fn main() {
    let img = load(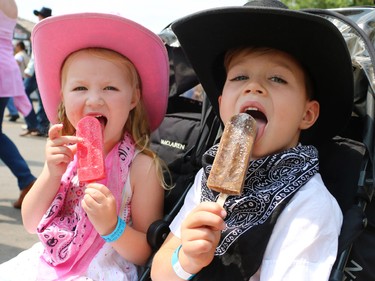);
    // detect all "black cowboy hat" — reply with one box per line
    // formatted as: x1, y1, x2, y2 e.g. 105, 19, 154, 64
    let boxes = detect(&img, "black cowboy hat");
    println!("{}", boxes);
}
171, 3, 354, 145
33, 7, 52, 18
